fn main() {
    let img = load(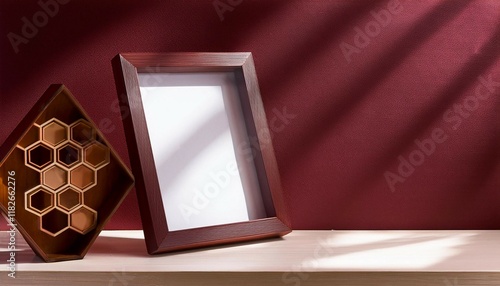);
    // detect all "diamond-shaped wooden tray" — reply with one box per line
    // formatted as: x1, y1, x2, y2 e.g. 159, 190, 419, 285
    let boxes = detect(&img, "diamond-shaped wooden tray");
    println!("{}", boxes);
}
0, 85, 134, 262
